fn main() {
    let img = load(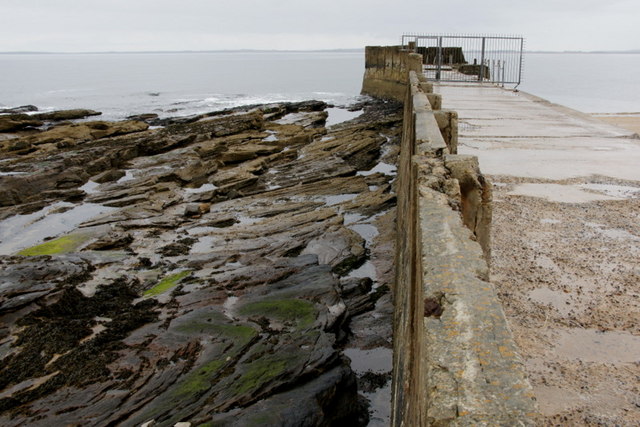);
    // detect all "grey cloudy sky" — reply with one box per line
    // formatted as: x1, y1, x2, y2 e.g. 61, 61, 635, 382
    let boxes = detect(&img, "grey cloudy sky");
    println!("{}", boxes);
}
0, 0, 638, 52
